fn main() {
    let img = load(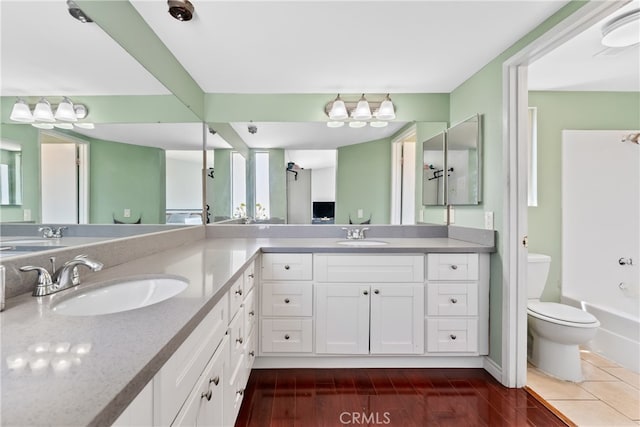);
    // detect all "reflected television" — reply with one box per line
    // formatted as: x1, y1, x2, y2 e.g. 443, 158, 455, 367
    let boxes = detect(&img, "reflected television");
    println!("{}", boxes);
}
312, 201, 335, 219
